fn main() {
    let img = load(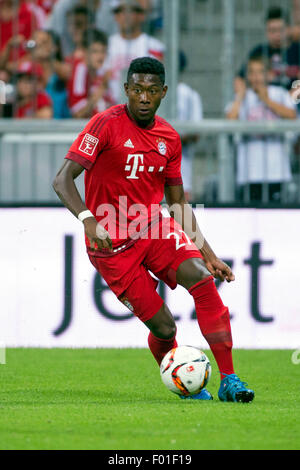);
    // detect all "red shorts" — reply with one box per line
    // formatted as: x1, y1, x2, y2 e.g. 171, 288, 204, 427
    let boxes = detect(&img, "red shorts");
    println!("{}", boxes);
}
88, 216, 203, 322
